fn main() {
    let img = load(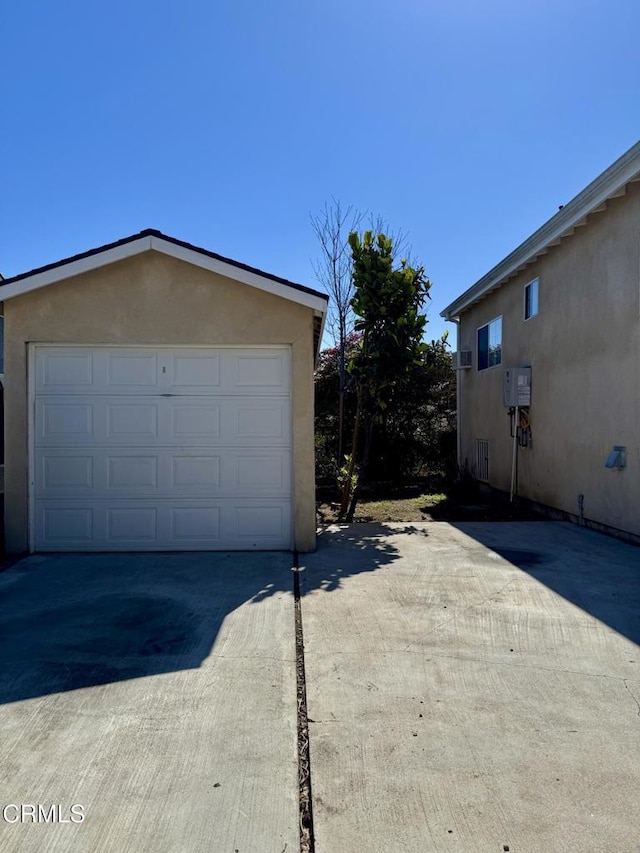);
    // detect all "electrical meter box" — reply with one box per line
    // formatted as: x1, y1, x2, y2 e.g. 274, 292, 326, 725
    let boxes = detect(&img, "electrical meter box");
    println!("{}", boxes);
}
503, 367, 532, 407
